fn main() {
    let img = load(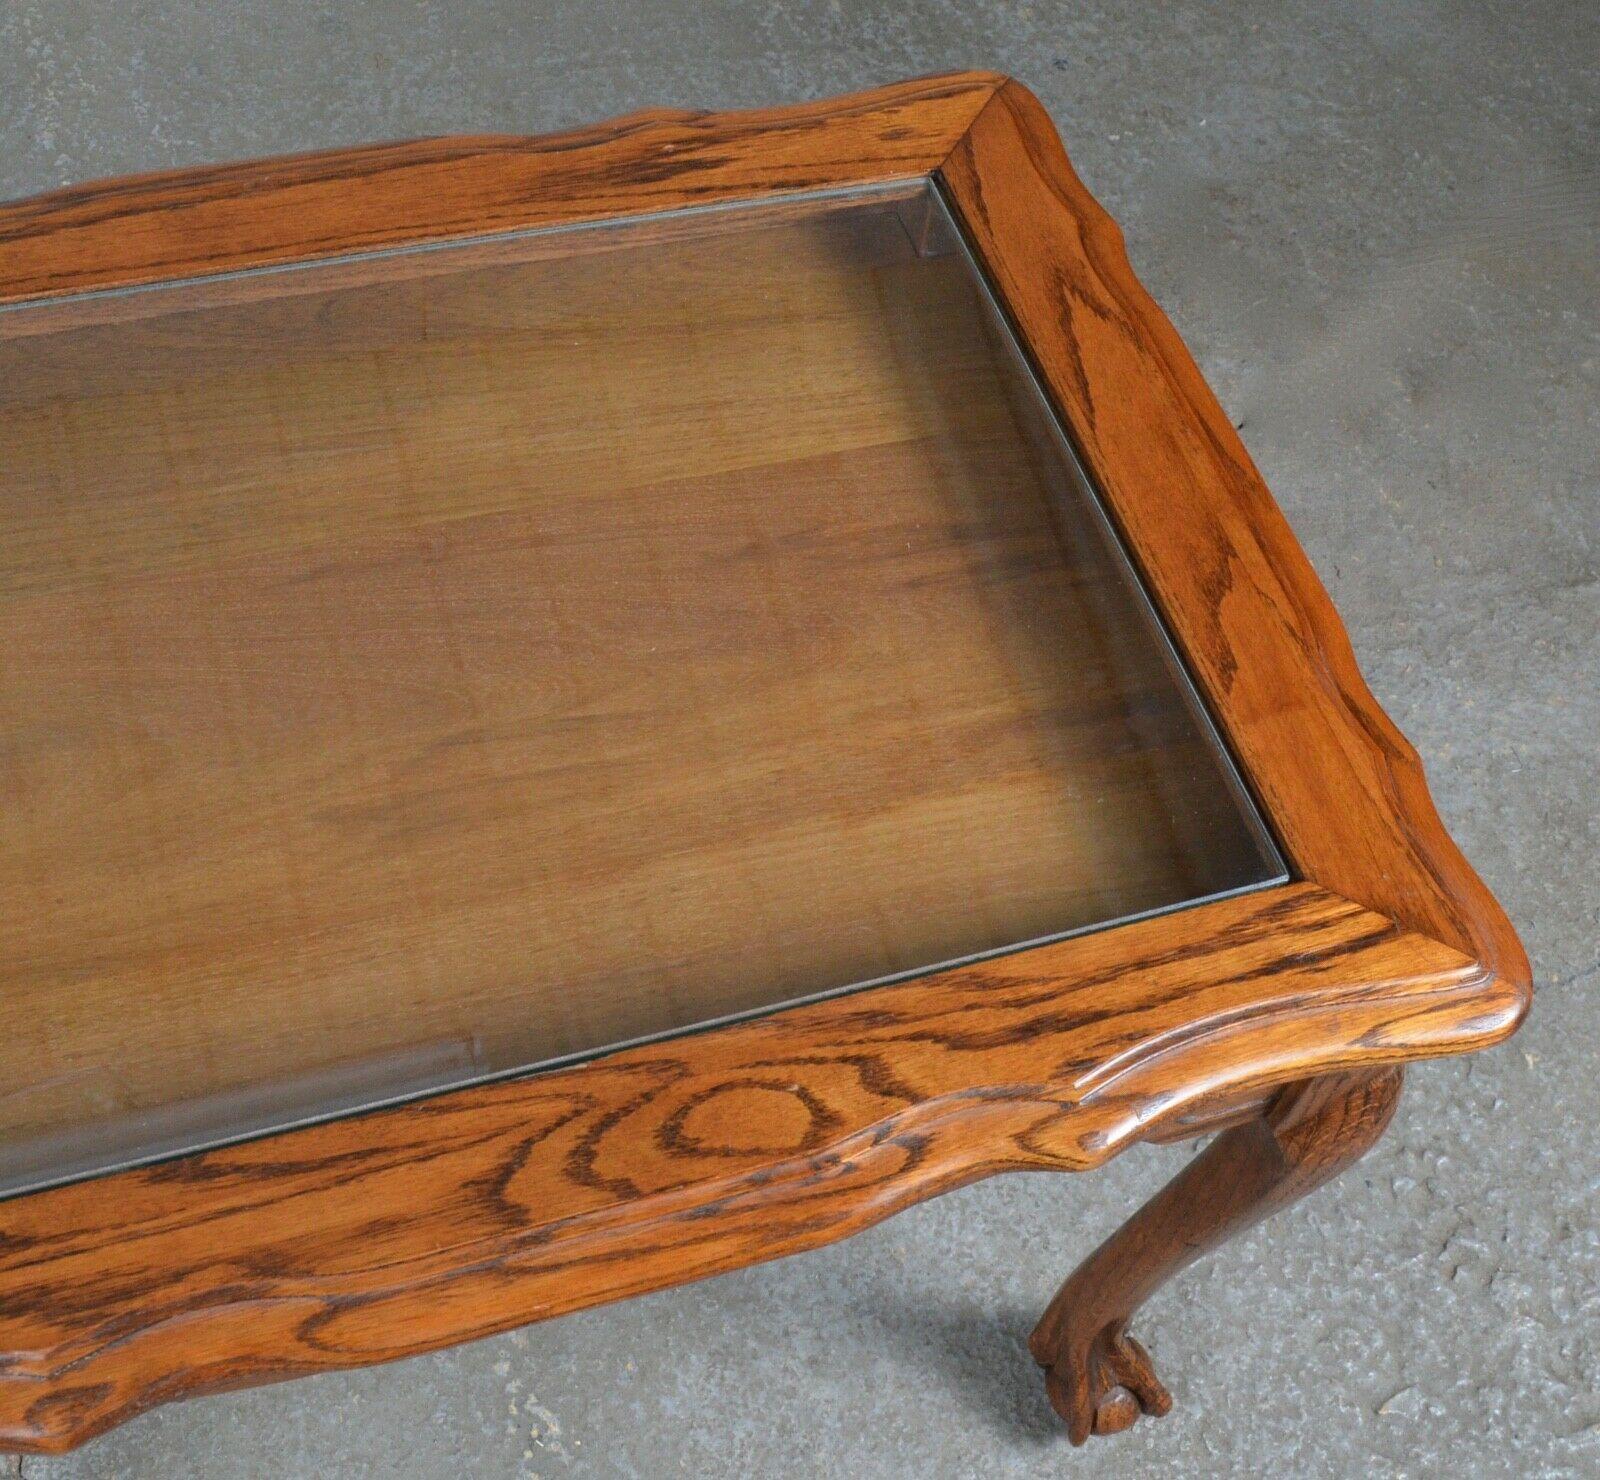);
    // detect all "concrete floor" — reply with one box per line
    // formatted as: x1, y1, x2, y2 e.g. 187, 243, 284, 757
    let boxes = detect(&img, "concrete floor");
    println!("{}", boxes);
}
3, 2, 1596, 1476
